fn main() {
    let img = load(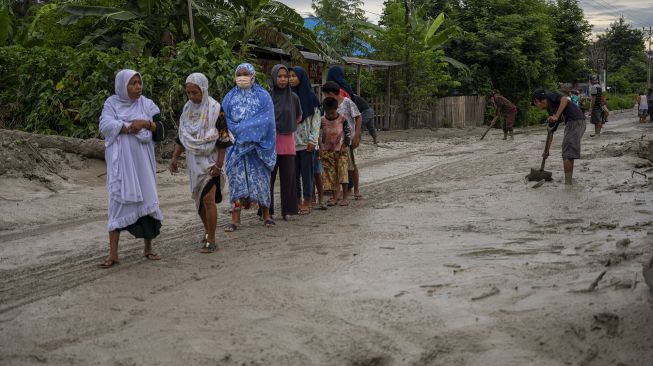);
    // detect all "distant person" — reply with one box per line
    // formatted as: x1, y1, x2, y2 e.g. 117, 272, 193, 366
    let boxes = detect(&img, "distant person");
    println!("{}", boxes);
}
321, 81, 363, 202
327, 65, 355, 99
98, 69, 163, 268
289, 66, 321, 214
266, 64, 302, 221
637, 91, 649, 123
570, 90, 581, 108
319, 97, 352, 206
532, 88, 586, 185
590, 75, 603, 136
222, 63, 277, 229
169, 73, 232, 253
648, 88, 653, 122
488, 91, 517, 141
353, 94, 378, 145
